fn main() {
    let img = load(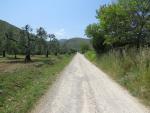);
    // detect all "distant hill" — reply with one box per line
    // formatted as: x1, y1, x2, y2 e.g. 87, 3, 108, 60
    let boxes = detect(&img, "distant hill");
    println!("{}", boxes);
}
0, 20, 20, 37
0, 20, 22, 52
59, 39, 68, 45
59, 37, 91, 51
